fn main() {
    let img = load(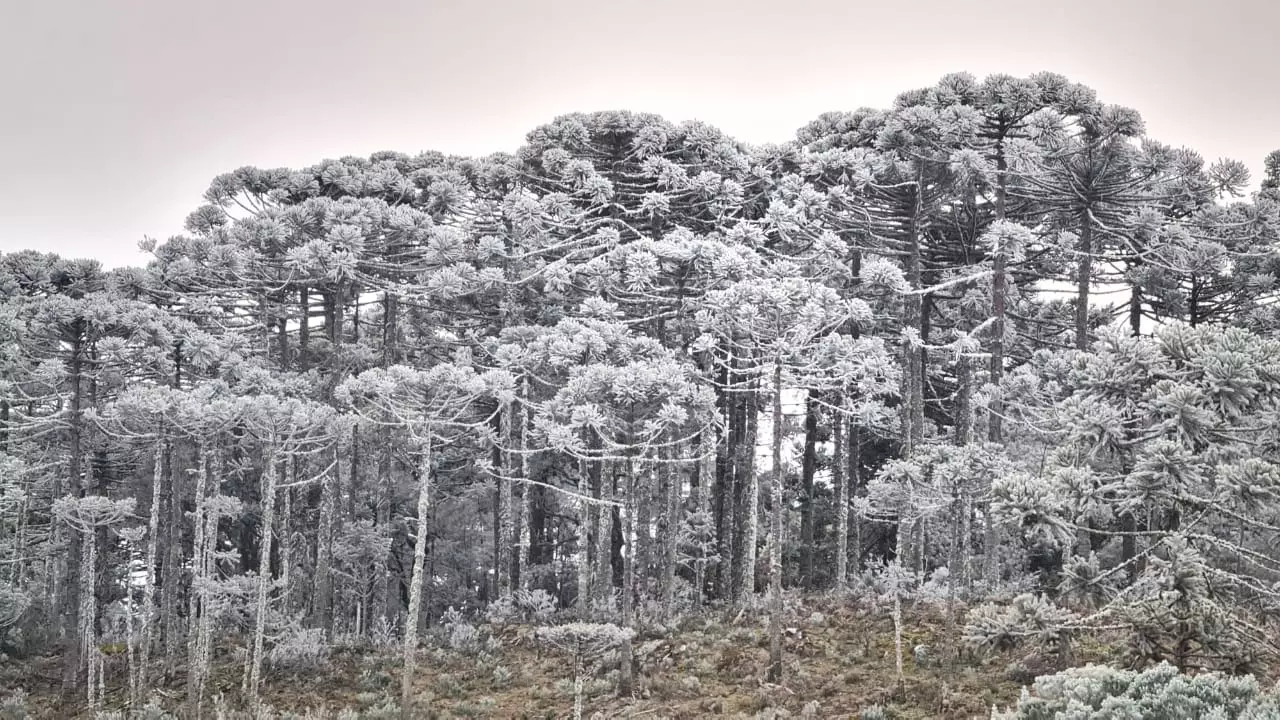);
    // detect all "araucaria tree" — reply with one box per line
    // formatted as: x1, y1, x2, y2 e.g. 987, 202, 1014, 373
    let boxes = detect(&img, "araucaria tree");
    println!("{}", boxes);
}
2, 71, 1279, 718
